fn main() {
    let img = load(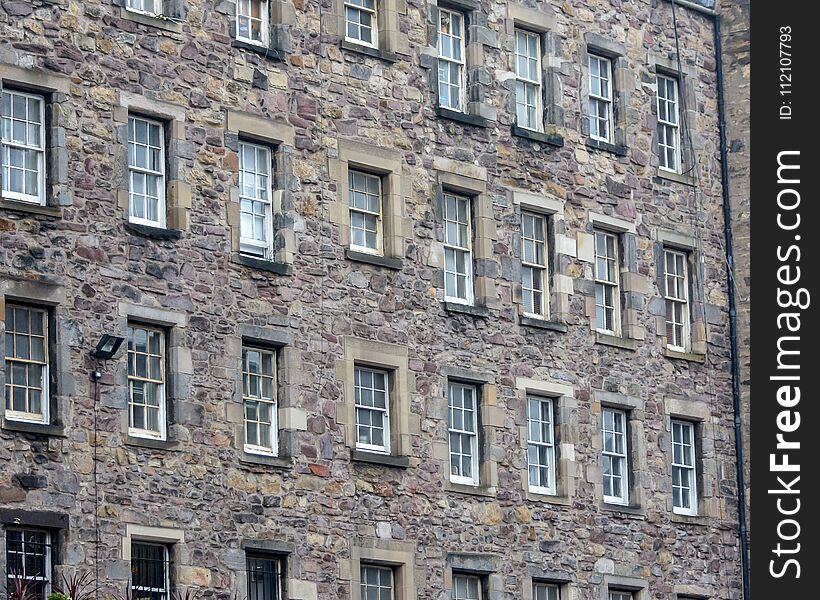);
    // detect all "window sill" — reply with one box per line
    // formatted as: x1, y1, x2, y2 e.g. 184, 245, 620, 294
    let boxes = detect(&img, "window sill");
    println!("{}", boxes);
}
346, 249, 403, 270
435, 107, 489, 128
232, 39, 286, 61
124, 222, 182, 240
351, 450, 410, 468
511, 125, 564, 147
239, 452, 293, 469
0, 198, 62, 217
445, 480, 496, 498
525, 490, 572, 506
595, 332, 637, 350
664, 348, 706, 363
655, 168, 696, 187
585, 138, 628, 157
670, 511, 710, 527
443, 302, 490, 318
1, 419, 65, 437
599, 502, 646, 517
234, 253, 292, 275
340, 40, 398, 63
125, 435, 179, 451
520, 316, 568, 332
121, 8, 182, 32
